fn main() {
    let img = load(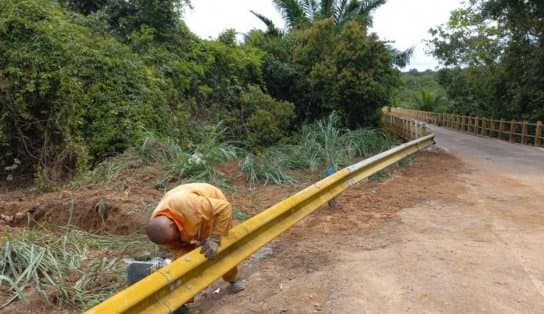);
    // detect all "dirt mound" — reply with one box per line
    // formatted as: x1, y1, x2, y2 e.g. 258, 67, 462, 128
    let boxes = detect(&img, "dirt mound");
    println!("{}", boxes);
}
0, 183, 162, 234
0, 162, 168, 234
